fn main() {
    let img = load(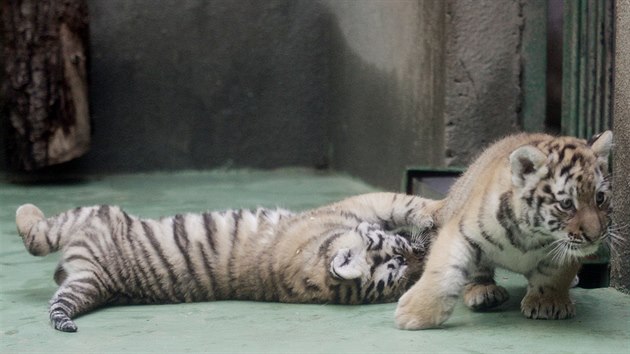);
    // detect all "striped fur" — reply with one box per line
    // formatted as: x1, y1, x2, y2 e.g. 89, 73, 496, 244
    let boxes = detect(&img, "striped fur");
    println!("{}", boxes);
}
395, 131, 614, 330
16, 192, 441, 332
